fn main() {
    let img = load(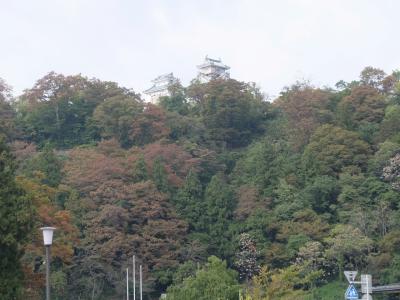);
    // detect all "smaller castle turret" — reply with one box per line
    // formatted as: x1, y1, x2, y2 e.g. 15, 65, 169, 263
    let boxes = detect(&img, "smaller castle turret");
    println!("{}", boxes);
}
143, 73, 178, 103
